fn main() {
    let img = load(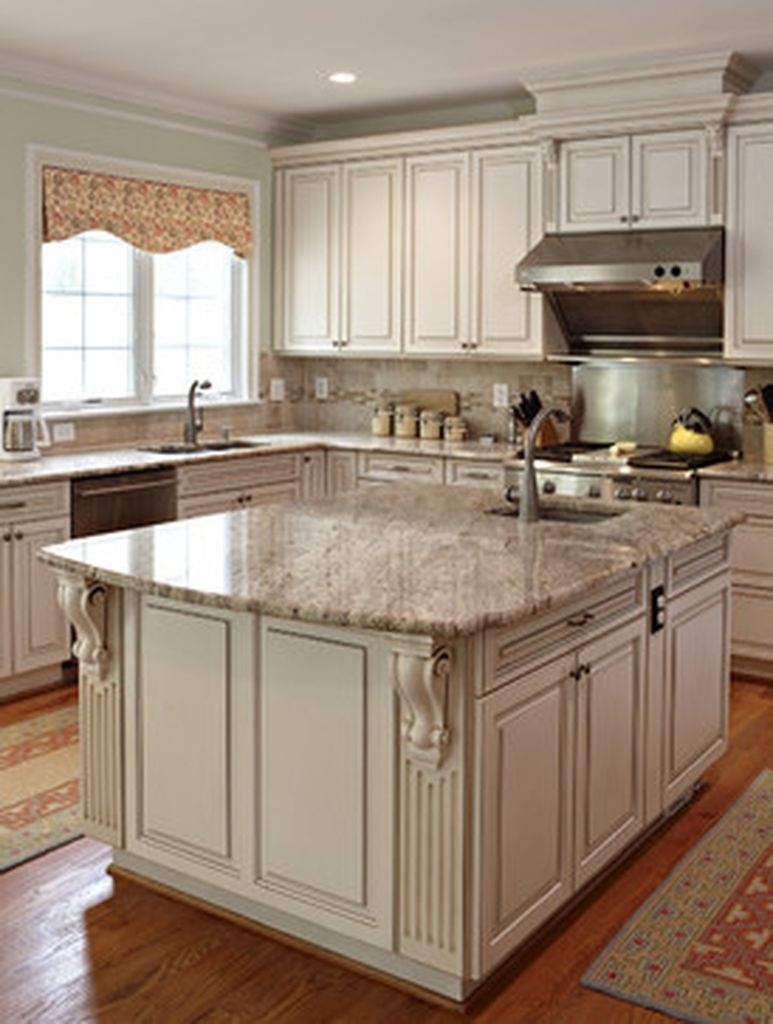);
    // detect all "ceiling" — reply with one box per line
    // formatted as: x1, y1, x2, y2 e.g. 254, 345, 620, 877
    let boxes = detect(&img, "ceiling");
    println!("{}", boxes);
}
1, 0, 773, 133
